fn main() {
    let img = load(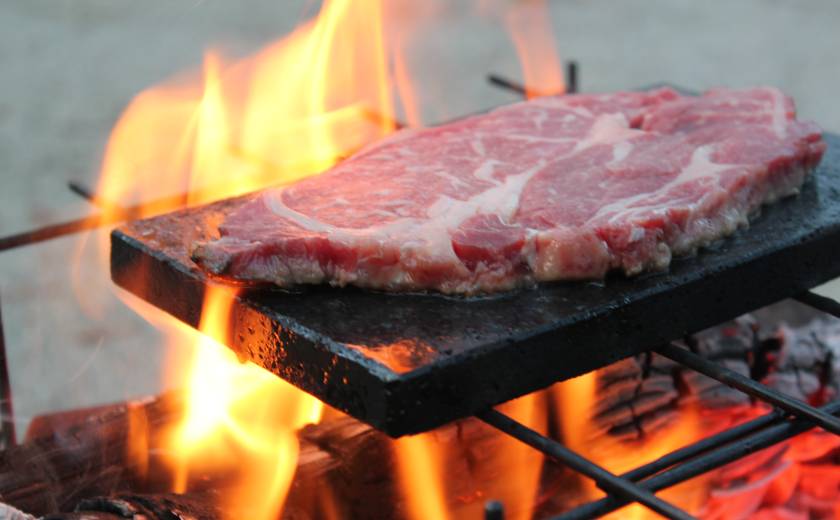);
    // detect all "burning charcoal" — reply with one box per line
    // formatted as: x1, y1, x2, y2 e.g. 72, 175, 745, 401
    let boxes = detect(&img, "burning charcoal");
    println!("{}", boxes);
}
592, 353, 682, 441
764, 318, 840, 404
680, 317, 756, 409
